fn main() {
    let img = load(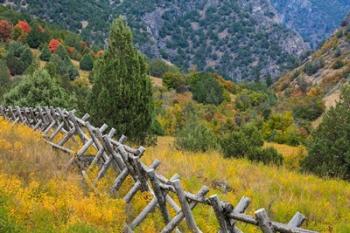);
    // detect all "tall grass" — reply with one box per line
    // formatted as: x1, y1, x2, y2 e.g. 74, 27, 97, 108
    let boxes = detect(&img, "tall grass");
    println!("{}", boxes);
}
143, 137, 350, 232
1, 119, 349, 232
0, 117, 126, 233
